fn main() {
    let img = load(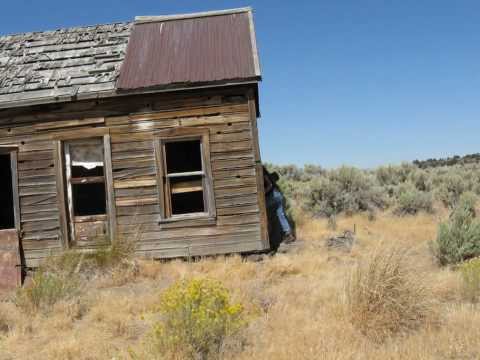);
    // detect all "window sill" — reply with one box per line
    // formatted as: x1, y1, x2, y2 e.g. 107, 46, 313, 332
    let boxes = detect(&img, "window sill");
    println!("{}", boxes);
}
158, 215, 216, 229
